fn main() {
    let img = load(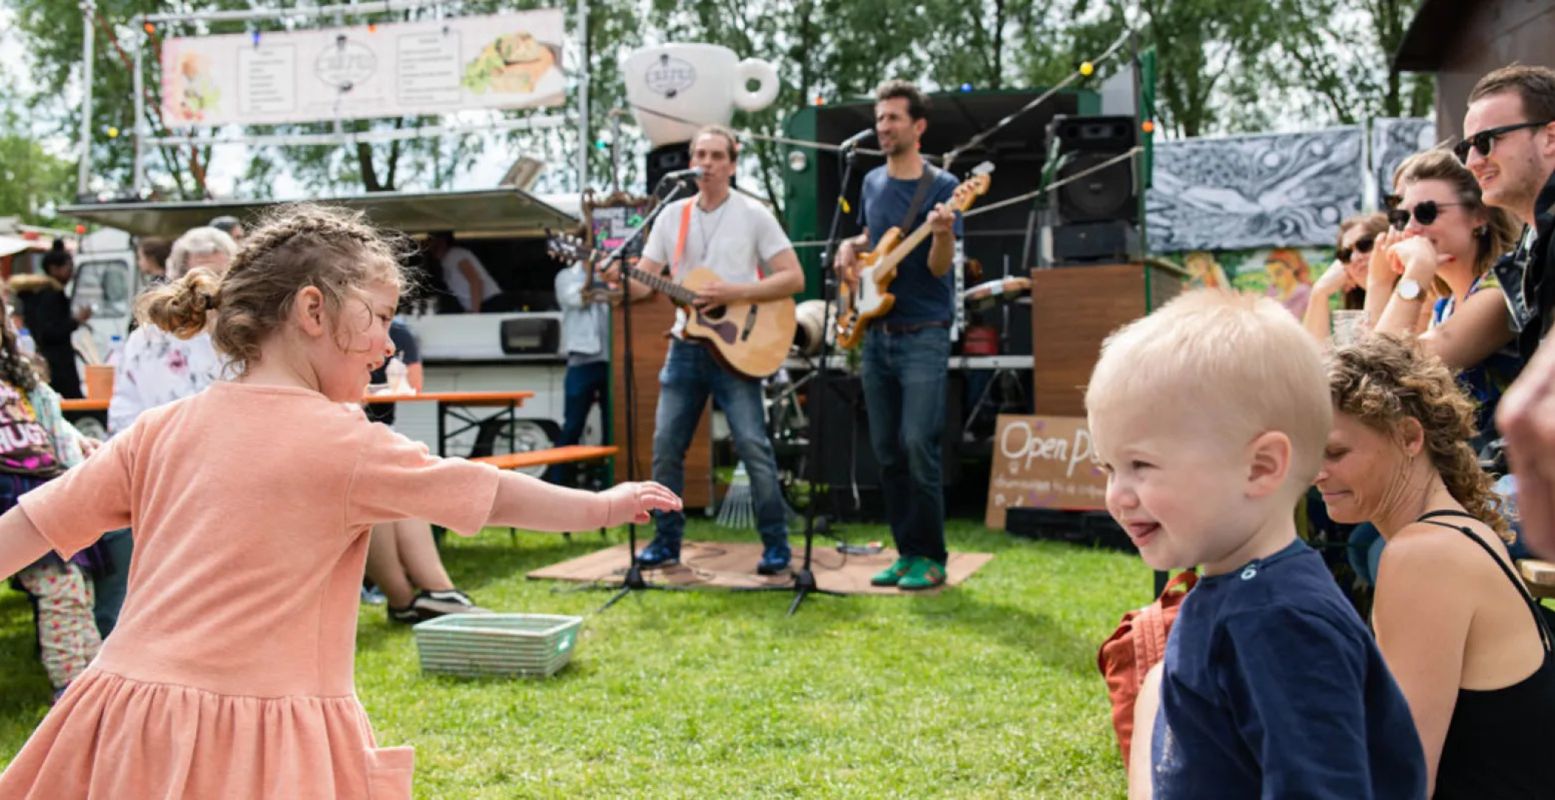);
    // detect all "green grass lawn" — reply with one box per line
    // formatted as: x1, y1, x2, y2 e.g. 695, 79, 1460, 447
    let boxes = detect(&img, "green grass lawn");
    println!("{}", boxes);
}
0, 518, 1150, 798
